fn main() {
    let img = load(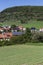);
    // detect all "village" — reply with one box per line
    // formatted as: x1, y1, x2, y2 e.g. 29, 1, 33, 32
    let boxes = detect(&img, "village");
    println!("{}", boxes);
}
0, 25, 26, 41
0, 24, 43, 41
